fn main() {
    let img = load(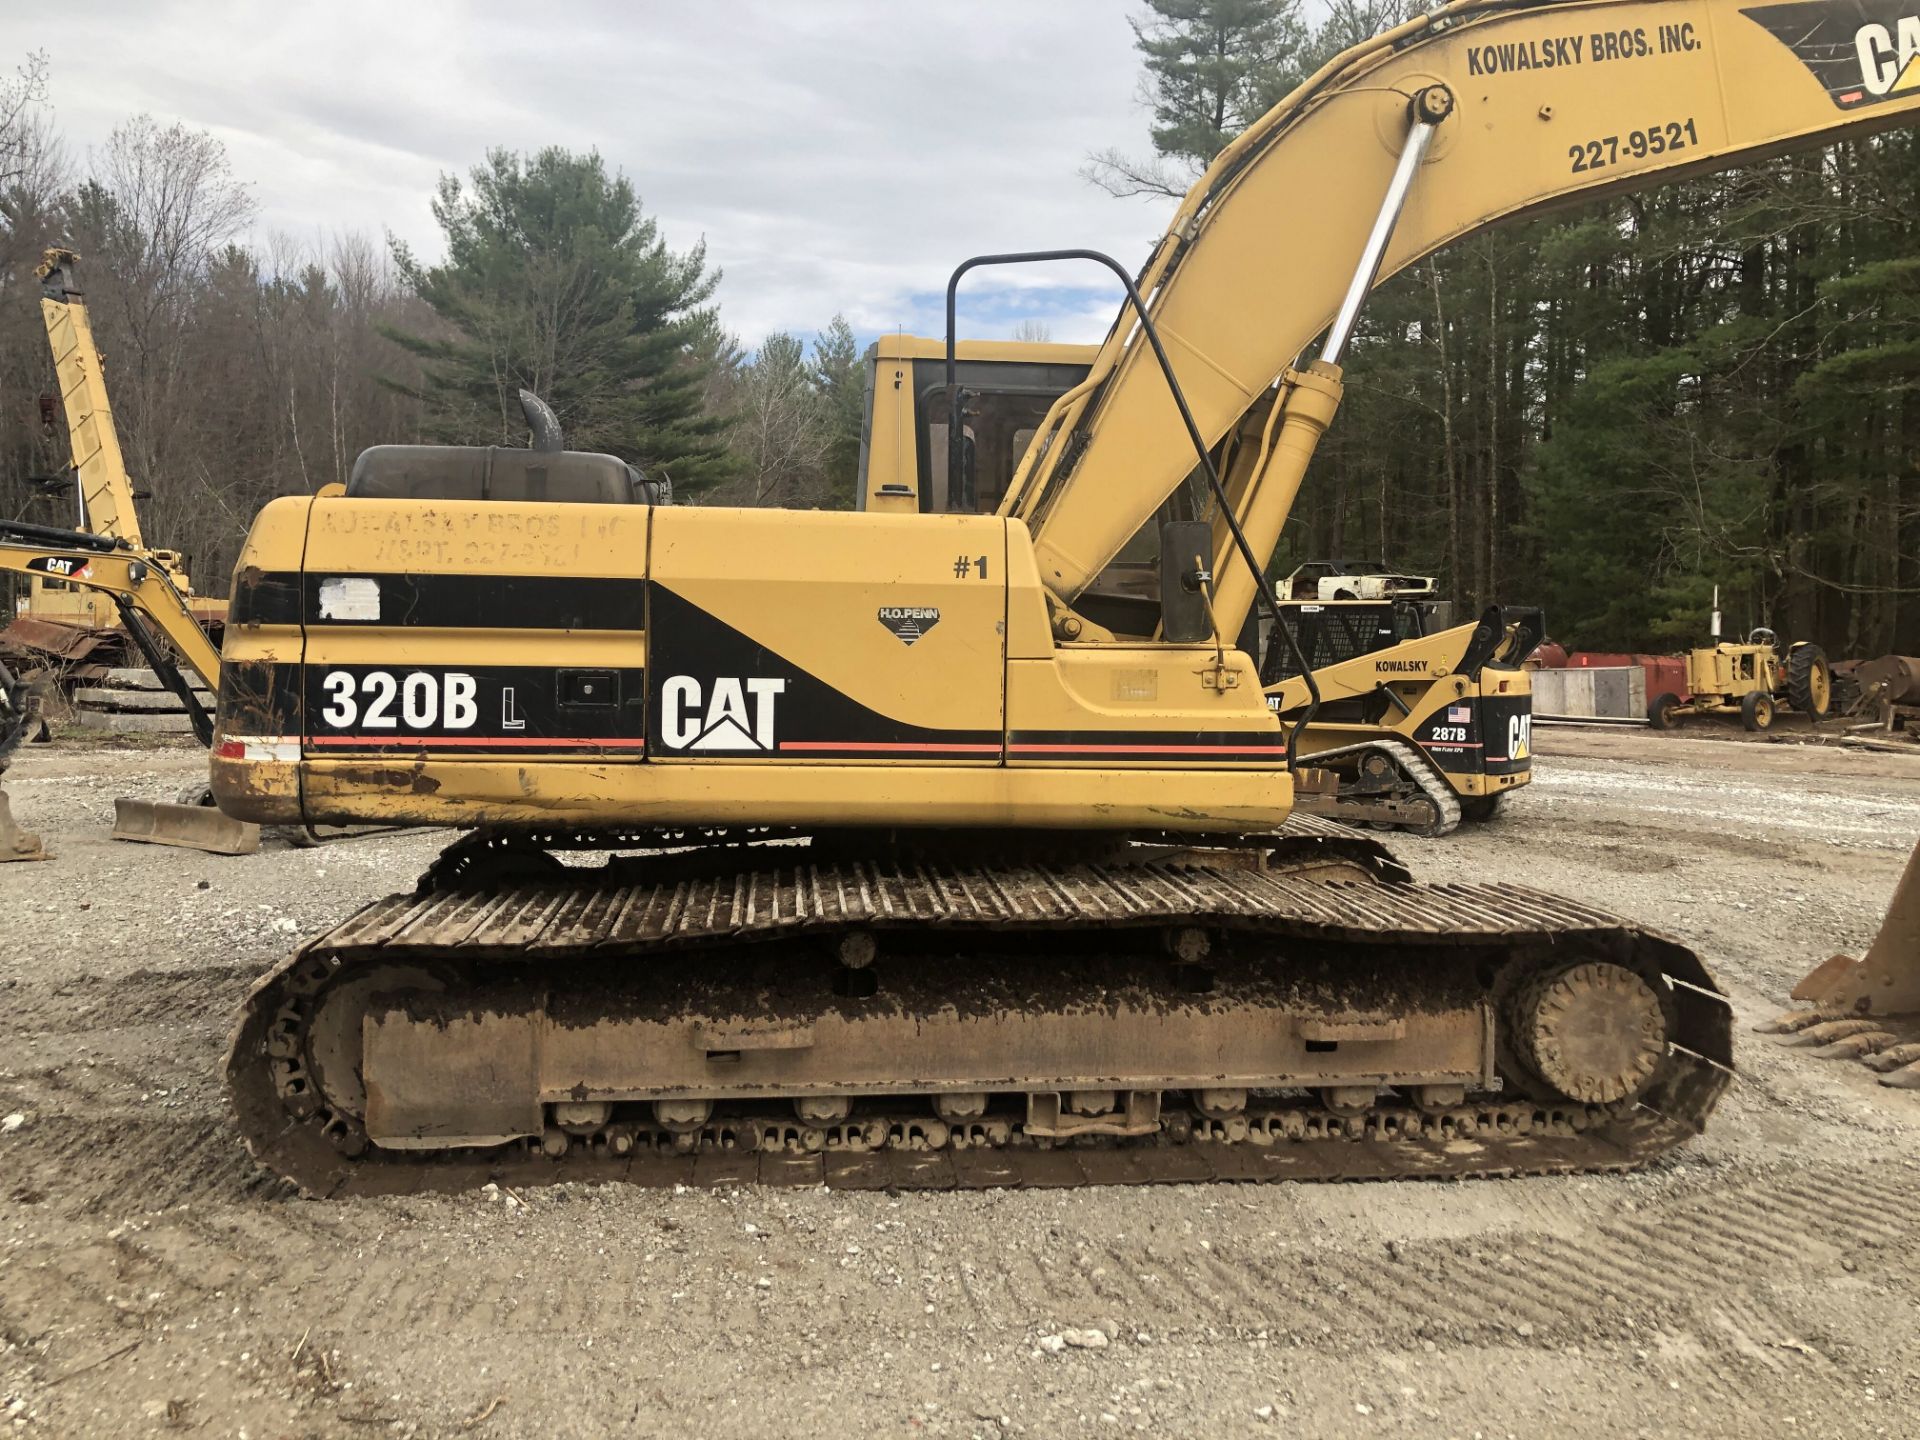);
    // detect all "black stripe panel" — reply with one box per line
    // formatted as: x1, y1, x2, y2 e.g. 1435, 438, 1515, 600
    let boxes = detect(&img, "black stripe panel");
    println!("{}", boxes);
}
229, 570, 646, 631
